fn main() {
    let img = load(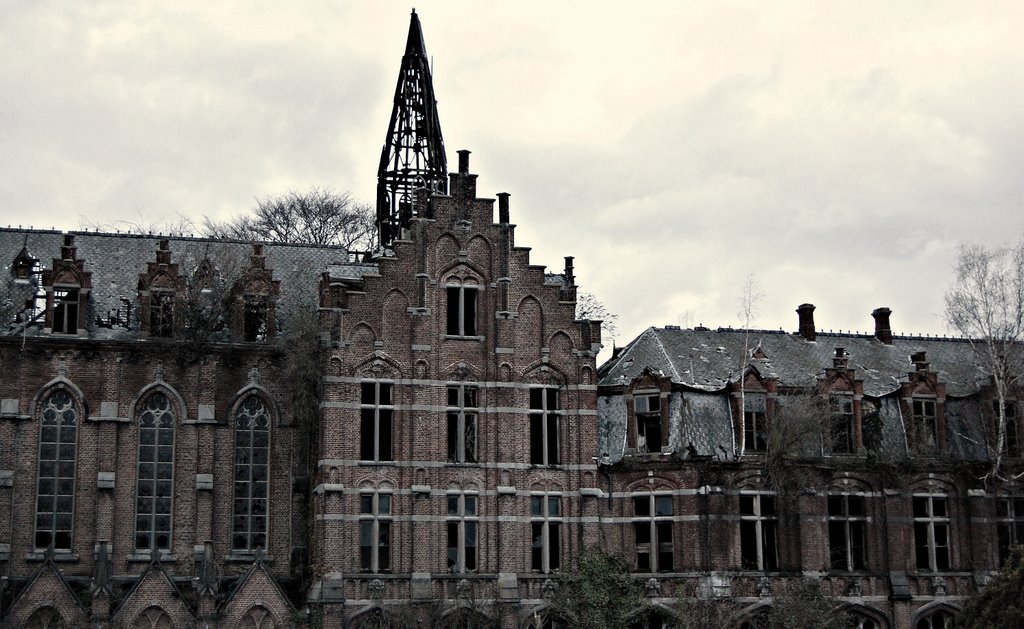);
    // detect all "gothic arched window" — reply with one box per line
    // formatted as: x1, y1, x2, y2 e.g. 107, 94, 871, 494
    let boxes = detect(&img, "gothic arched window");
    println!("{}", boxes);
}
232, 395, 270, 551
35, 390, 78, 549
135, 392, 175, 551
